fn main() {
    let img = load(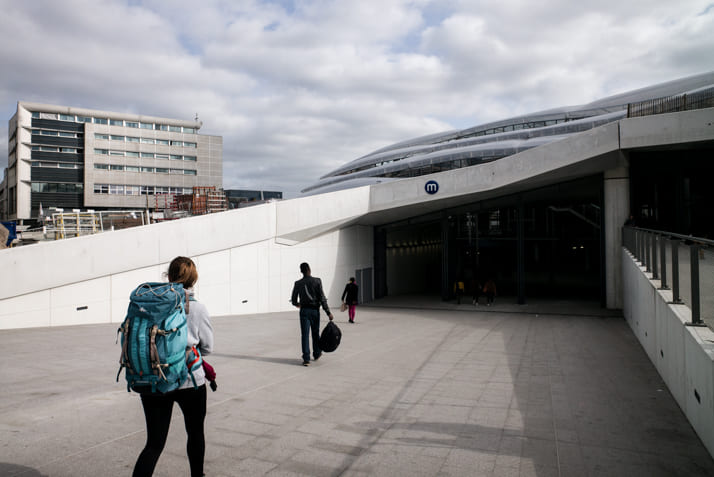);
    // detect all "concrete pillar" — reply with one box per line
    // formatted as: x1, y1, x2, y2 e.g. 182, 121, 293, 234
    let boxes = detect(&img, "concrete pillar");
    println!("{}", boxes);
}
604, 152, 630, 309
